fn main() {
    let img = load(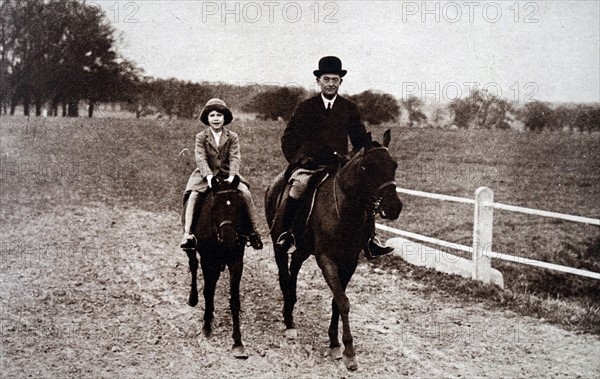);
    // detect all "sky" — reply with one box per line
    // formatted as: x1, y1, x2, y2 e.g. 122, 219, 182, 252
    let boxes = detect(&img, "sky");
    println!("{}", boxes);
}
95, 0, 599, 103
